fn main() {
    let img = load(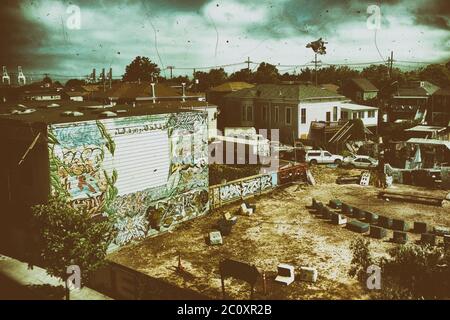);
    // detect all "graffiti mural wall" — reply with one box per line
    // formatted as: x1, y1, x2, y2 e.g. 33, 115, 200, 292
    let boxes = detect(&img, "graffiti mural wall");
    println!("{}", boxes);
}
48, 112, 209, 247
